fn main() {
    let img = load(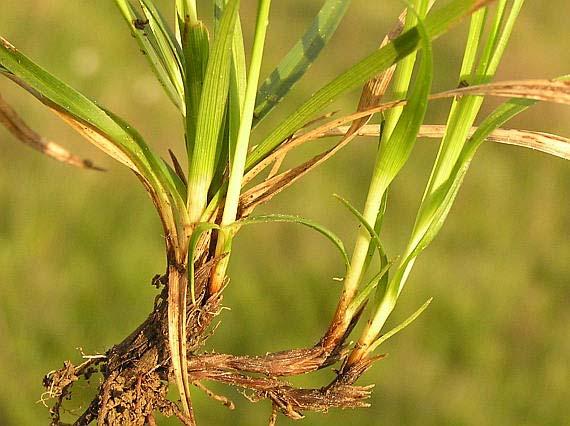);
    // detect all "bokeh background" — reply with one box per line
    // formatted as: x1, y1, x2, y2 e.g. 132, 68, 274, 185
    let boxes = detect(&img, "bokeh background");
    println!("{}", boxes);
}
1, 1, 569, 425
